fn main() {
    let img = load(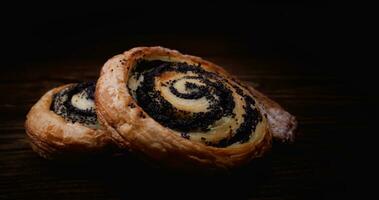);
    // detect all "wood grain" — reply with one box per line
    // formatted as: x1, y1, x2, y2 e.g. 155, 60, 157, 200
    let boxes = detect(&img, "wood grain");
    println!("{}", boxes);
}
0, 35, 370, 200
